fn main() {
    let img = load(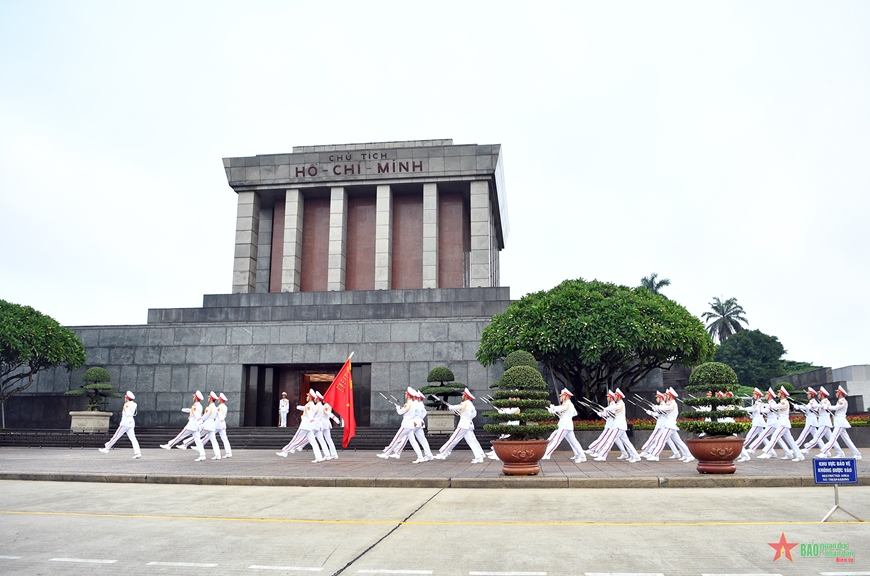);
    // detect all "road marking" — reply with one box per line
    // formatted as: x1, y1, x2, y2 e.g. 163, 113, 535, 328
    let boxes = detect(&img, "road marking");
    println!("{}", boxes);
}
249, 567, 323, 572
0, 556, 22, 559
357, 571, 433, 575
0, 509, 854, 528
585, 573, 665, 576
702, 574, 784, 576
821, 573, 870, 576
470, 572, 547, 575
146, 561, 219, 567
49, 557, 117, 564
